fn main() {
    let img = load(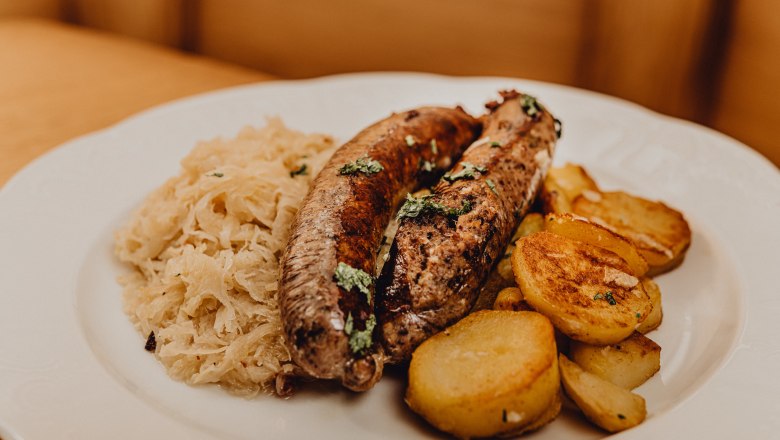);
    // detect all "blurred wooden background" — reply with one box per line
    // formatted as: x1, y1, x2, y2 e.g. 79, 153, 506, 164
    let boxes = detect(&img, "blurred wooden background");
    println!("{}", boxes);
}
2, 0, 778, 166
